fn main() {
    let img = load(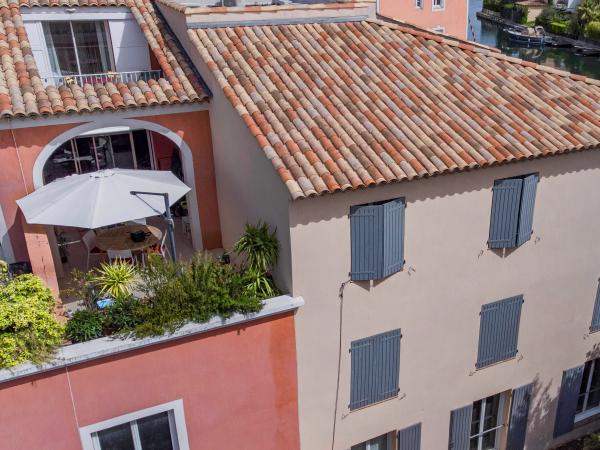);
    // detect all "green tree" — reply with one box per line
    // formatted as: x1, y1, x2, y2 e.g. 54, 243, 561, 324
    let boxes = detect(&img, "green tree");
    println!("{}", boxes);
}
0, 262, 64, 368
